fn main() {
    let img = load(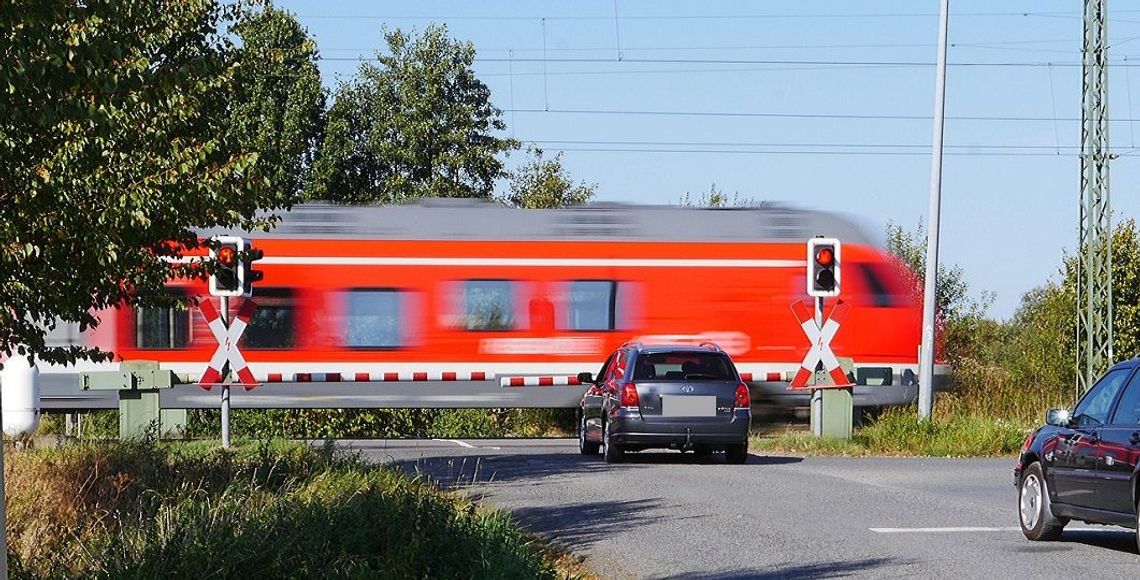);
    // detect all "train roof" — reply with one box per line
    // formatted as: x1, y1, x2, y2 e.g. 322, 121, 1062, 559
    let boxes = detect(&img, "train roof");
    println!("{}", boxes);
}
201, 199, 876, 245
